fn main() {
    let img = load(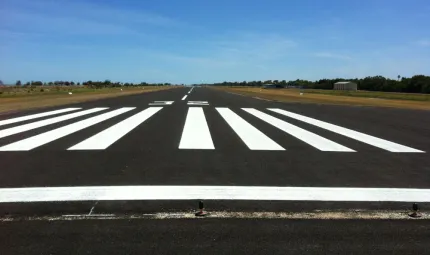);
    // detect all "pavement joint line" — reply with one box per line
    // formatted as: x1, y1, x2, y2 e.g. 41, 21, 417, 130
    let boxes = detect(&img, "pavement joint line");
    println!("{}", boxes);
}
88, 201, 98, 216
1, 210, 429, 221
253, 97, 273, 102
